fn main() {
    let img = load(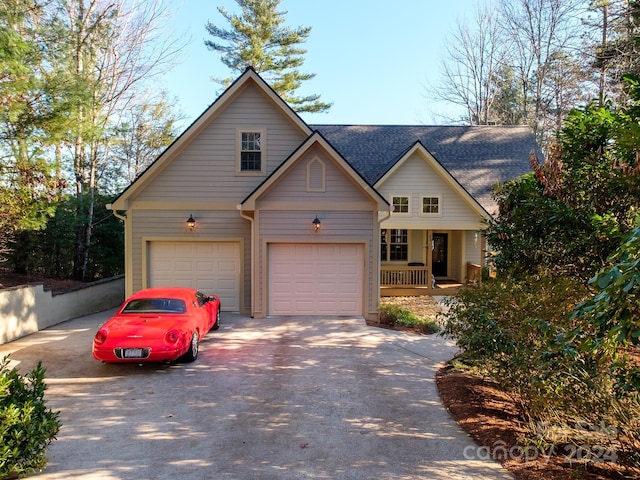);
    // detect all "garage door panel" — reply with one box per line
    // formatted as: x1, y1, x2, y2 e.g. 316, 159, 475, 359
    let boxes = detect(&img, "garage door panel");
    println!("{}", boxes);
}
175, 261, 194, 272
268, 243, 363, 316
217, 260, 240, 274
174, 244, 194, 256
149, 241, 240, 311
317, 264, 336, 275
195, 244, 213, 254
